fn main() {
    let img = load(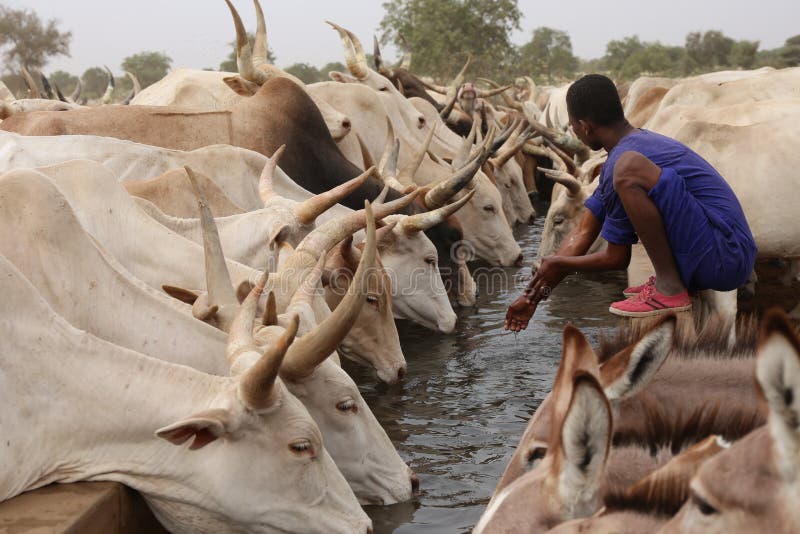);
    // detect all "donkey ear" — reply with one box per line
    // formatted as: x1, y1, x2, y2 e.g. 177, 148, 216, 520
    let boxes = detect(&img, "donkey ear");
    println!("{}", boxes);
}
756, 309, 800, 465
556, 373, 612, 510
156, 408, 234, 450
600, 315, 676, 402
